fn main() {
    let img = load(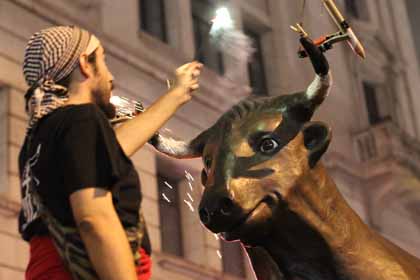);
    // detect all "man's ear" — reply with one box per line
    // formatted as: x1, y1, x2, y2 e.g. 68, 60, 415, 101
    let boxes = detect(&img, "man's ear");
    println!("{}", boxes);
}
302, 121, 332, 168
78, 53, 94, 79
